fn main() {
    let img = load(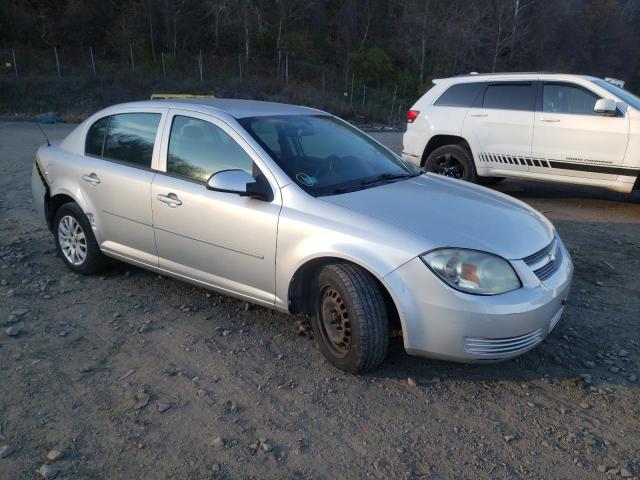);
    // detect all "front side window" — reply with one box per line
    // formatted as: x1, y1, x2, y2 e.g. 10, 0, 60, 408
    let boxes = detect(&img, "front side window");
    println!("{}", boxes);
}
483, 82, 535, 111
167, 116, 254, 182
239, 115, 420, 196
434, 82, 485, 107
85, 116, 110, 157
543, 83, 600, 115
103, 113, 161, 168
